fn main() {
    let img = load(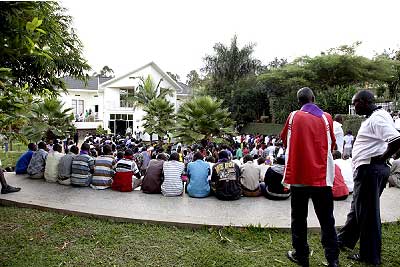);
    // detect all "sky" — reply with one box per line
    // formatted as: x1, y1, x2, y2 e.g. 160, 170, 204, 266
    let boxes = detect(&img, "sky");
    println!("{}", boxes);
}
62, 0, 400, 83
